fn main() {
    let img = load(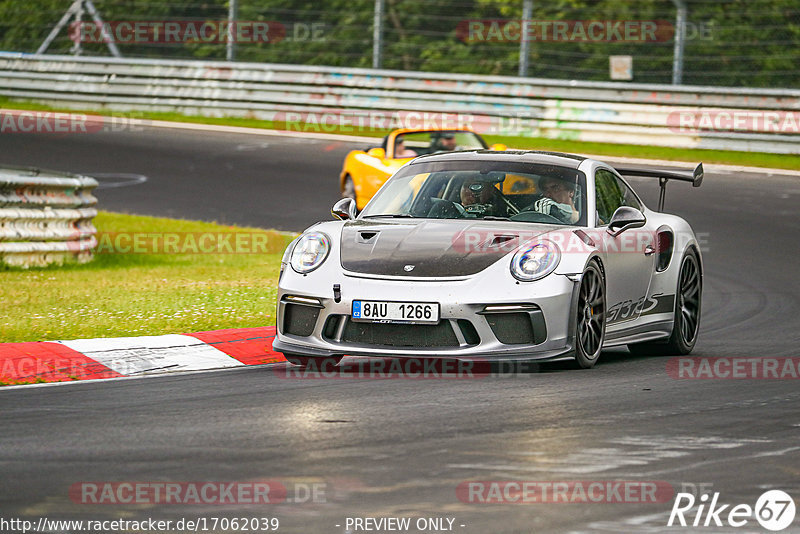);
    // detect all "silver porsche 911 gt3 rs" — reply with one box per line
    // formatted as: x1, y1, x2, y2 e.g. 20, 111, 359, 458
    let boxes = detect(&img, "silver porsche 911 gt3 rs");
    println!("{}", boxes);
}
273, 150, 703, 369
